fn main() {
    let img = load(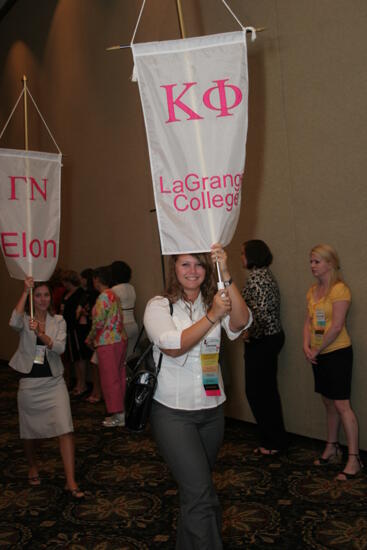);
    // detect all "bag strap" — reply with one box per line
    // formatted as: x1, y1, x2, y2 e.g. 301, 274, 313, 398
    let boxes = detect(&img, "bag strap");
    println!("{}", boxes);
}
132, 325, 145, 353
156, 351, 163, 375
155, 300, 173, 377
